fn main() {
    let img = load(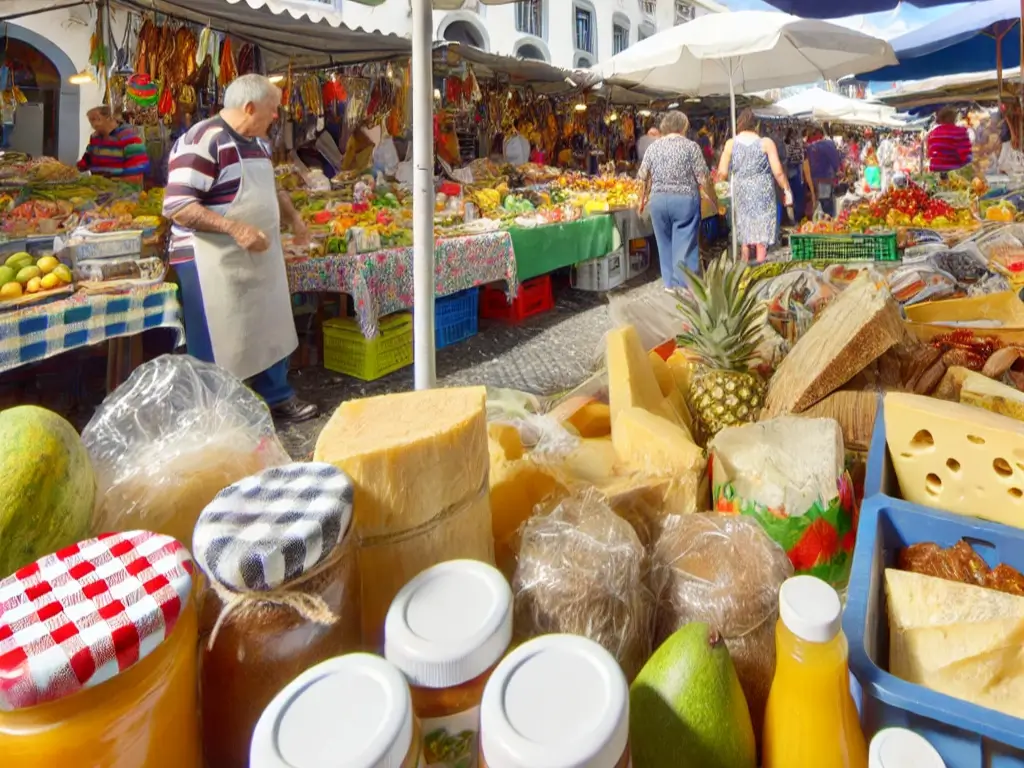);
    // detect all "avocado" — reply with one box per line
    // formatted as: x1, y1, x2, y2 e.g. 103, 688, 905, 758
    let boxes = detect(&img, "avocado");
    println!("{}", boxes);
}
630, 622, 757, 768
0, 266, 14, 287
15, 265, 41, 285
